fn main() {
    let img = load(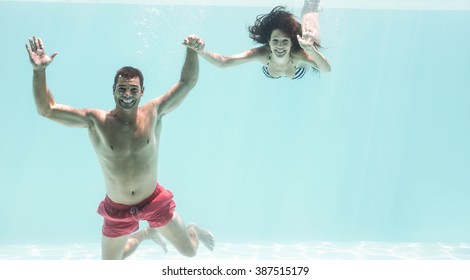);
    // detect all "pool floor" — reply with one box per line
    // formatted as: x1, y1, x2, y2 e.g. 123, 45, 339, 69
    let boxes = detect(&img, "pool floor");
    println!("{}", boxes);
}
1, 242, 469, 260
